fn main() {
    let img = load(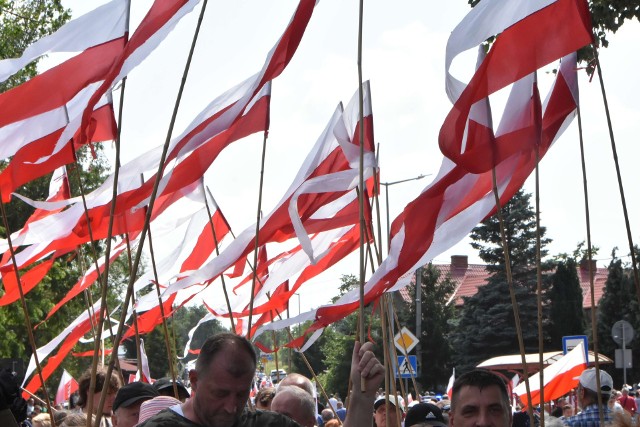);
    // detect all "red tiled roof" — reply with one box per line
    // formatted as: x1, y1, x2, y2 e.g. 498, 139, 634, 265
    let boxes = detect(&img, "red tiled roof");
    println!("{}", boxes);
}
398, 256, 608, 309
